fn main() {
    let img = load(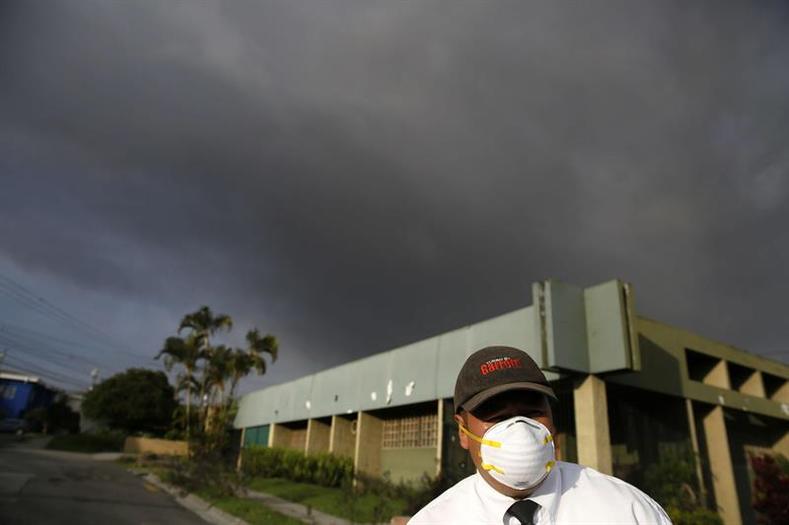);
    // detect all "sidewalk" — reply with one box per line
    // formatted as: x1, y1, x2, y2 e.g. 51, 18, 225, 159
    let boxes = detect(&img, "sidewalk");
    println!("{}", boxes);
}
240, 486, 354, 525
